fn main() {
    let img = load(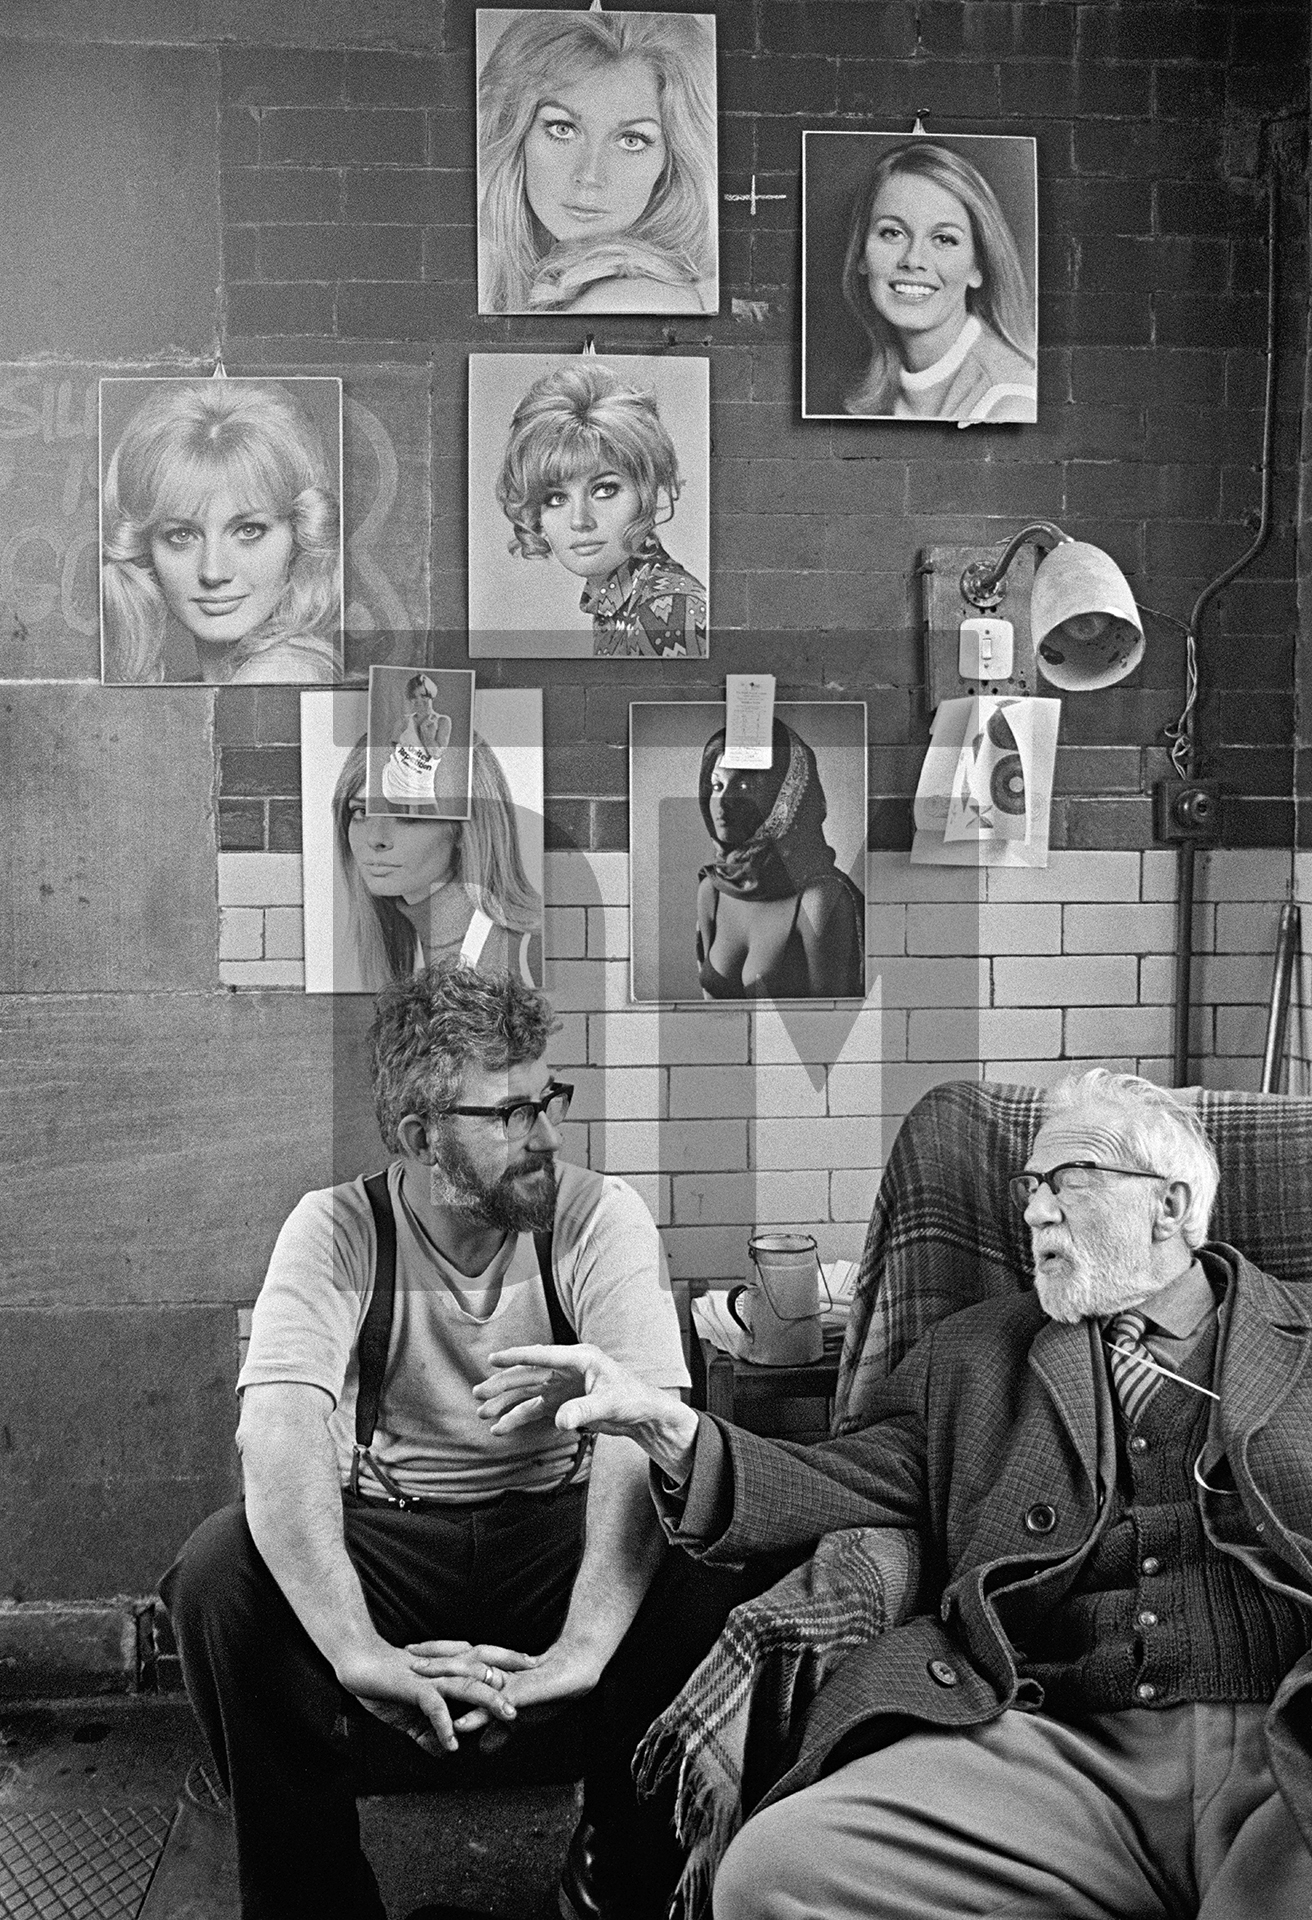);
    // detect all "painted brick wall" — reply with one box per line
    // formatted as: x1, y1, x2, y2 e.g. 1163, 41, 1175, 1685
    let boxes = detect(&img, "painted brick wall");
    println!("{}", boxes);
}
202, 0, 1308, 858
217, 839, 1304, 1277
1, 0, 1308, 1609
